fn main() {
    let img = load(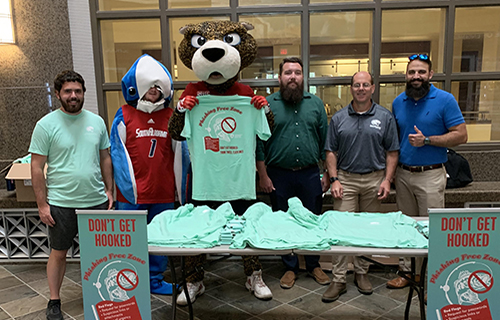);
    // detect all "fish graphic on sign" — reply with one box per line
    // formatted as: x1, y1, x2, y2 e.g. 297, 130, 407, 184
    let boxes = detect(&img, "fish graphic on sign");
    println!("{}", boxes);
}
91, 260, 143, 320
